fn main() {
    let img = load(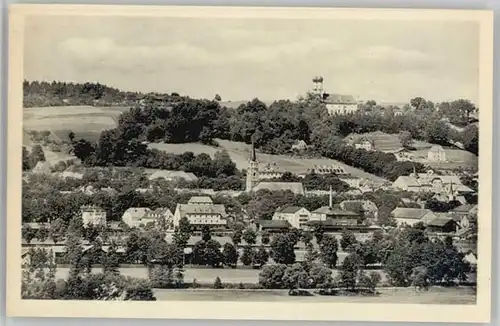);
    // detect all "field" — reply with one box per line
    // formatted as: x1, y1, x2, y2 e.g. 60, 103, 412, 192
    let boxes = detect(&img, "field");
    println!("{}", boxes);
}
55, 266, 386, 284
345, 131, 477, 169
150, 139, 388, 184
23, 105, 129, 142
153, 287, 476, 304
